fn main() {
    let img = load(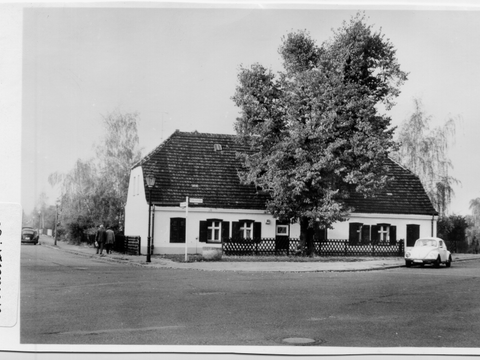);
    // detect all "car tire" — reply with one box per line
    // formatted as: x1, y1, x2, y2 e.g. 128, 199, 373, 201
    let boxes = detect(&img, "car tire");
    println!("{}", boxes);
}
405, 260, 412, 267
446, 255, 452, 267
434, 256, 441, 268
